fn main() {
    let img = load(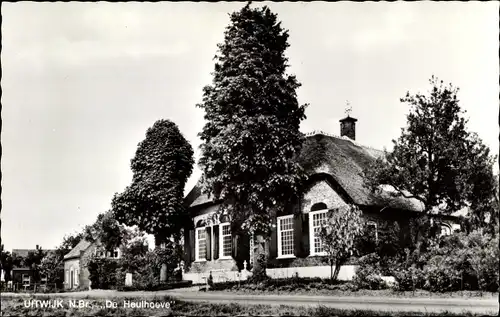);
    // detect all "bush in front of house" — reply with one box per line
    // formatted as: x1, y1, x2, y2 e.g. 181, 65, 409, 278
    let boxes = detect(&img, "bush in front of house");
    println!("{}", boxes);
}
209, 276, 355, 293
386, 229, 499, 293
391, 264, 425, 292
87, 257, 119, 290
352, 253, 386, 290
85, 238, 185, 291
419, 230, 498, 293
